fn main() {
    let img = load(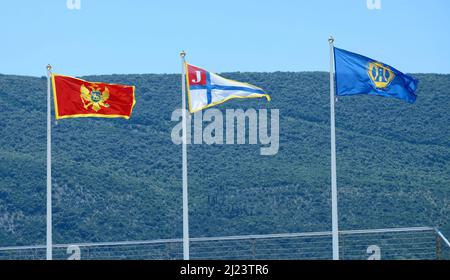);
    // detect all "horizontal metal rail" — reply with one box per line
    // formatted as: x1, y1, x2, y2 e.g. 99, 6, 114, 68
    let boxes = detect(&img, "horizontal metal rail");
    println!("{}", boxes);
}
0, 226, 436, 252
